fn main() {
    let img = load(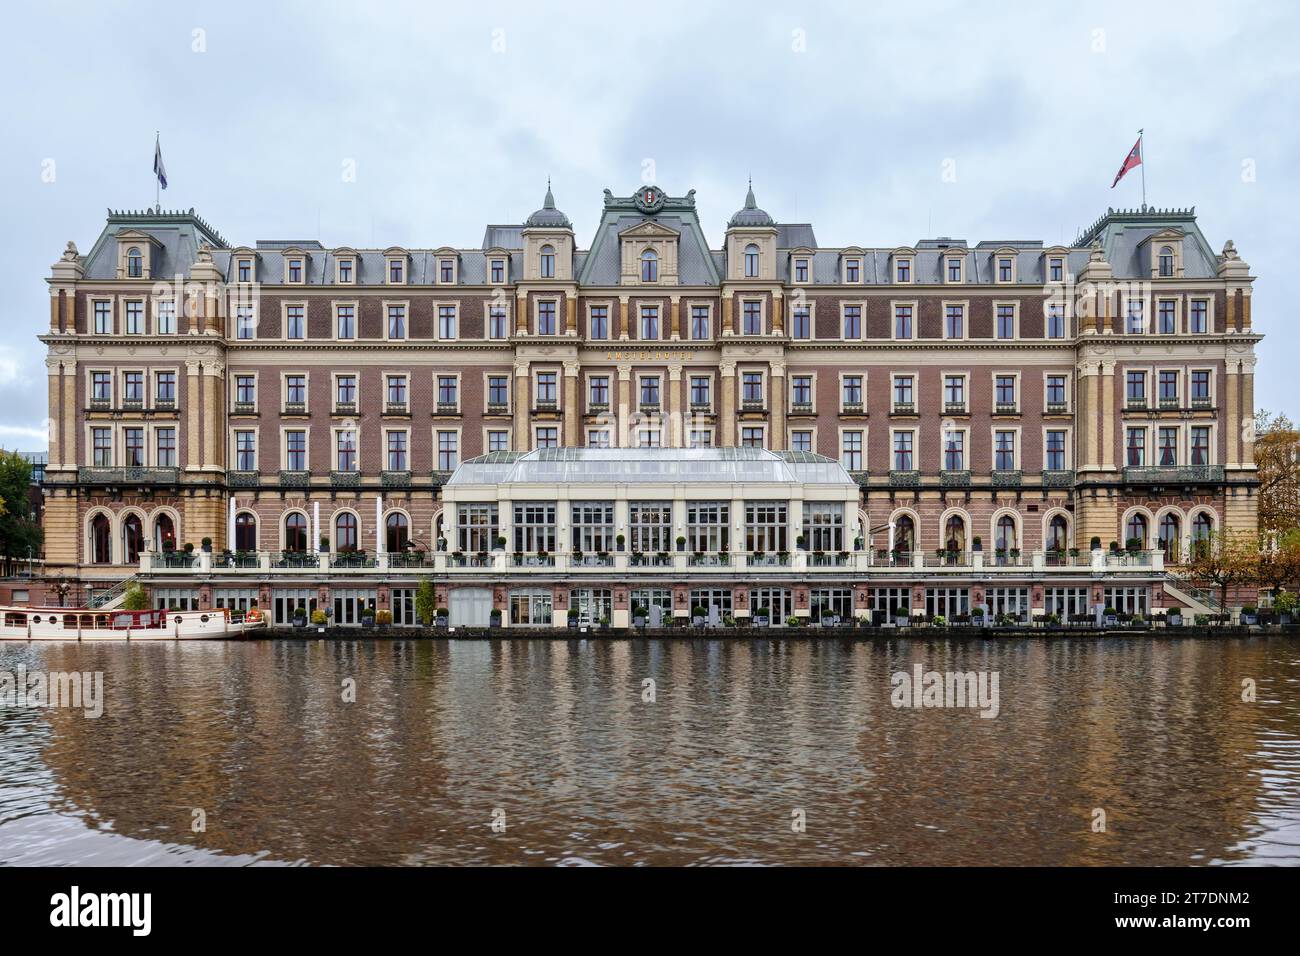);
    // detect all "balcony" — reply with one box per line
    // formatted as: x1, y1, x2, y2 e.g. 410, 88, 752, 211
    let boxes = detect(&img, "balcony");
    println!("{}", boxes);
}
790, 402, 813, 415
807, 552, 849, 567
629, 552, 673, 567
1045, 402, 1068, 415
993, 402, 1018, 415
486, 402, 510, 416
278, 470, 311, 488
512, 553, 555, 568
151, 552, 198, 569
688, 553, 730, 567
154, 398, 176, 412
274, 552, 320, 569
386, 402, 412, 416
842, 401, 865, 414
227, 470, 259, 488
891, 402, 915, 415
944, 402, 967, 415
333, 401, 357, 416
1191, 397, 1213, 410
748, 553, 792, 568
78, 466, 179, 486
1123, 465, 1225, 484
639, 402, 661, 415
89, 397, 112, 412
381, 470, 411, 489
1158, 396, 1180, 410
120, 399, 144, 412
587, 402, 610, 415
1125, 398, 1148, 412
689, 402, 712, 414
570, 553, 615, 568
232, 401, 256, 415
941, 469, 971, 488
331, 470, 361, 489
436, 403, 460, 416
991, 470, 1022, 487
740, 400, 766, 414
889, 469, 920, 488
283, 401, 307, 416
1042, 469, 1075, 489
